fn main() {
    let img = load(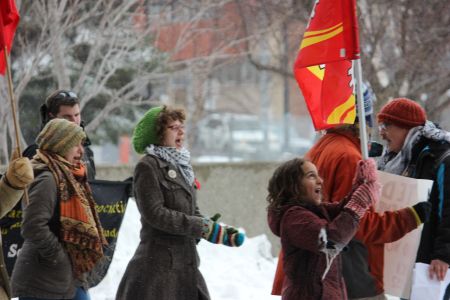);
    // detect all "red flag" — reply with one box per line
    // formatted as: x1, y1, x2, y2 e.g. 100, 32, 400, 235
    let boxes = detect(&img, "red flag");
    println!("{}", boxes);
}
294, 0, 359, 130
0, 0, 20, 75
